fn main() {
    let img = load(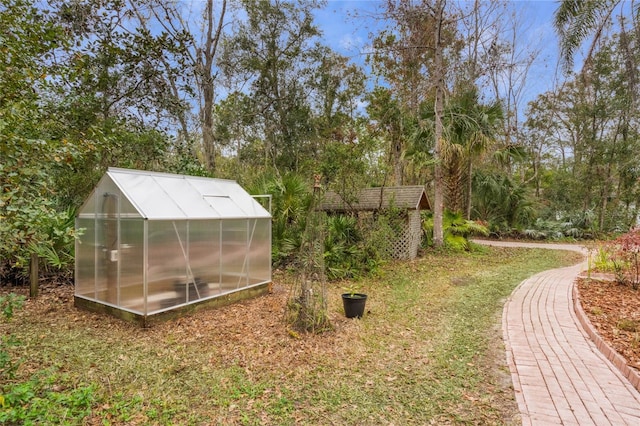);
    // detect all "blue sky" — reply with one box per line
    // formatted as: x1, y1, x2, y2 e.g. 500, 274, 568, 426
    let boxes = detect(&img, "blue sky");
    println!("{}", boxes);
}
313, 0, 565, 108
